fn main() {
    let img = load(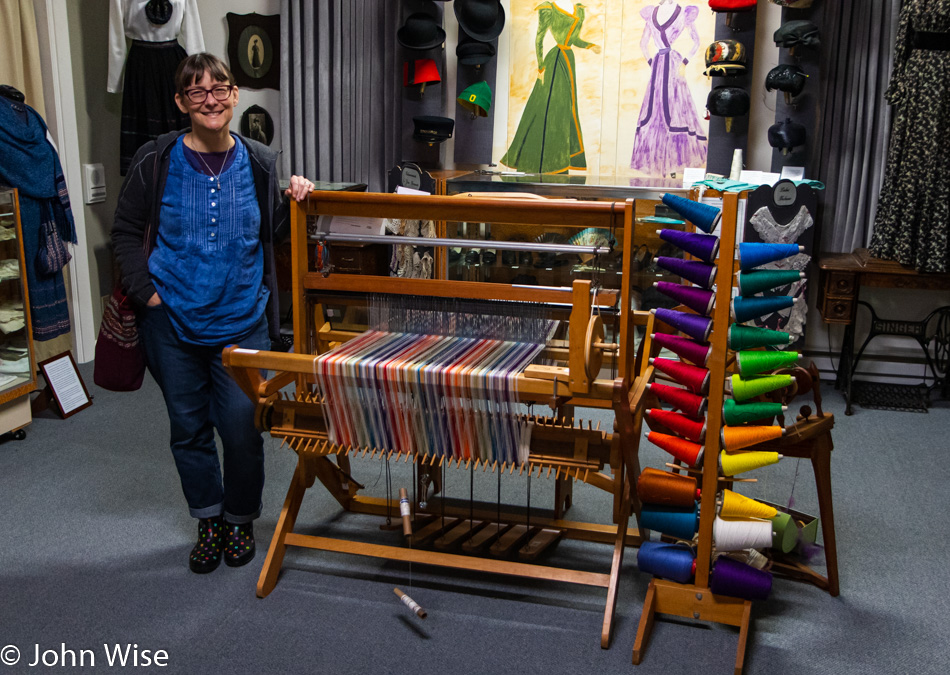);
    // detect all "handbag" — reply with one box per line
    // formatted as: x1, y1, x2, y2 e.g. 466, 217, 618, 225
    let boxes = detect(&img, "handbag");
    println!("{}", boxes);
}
93, 285, 146, 391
